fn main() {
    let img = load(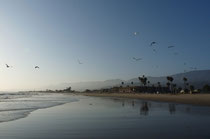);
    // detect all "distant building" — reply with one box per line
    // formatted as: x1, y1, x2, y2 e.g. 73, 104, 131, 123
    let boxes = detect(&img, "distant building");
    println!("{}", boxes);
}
115, 86, 170, 93
119, 86, 133, 93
